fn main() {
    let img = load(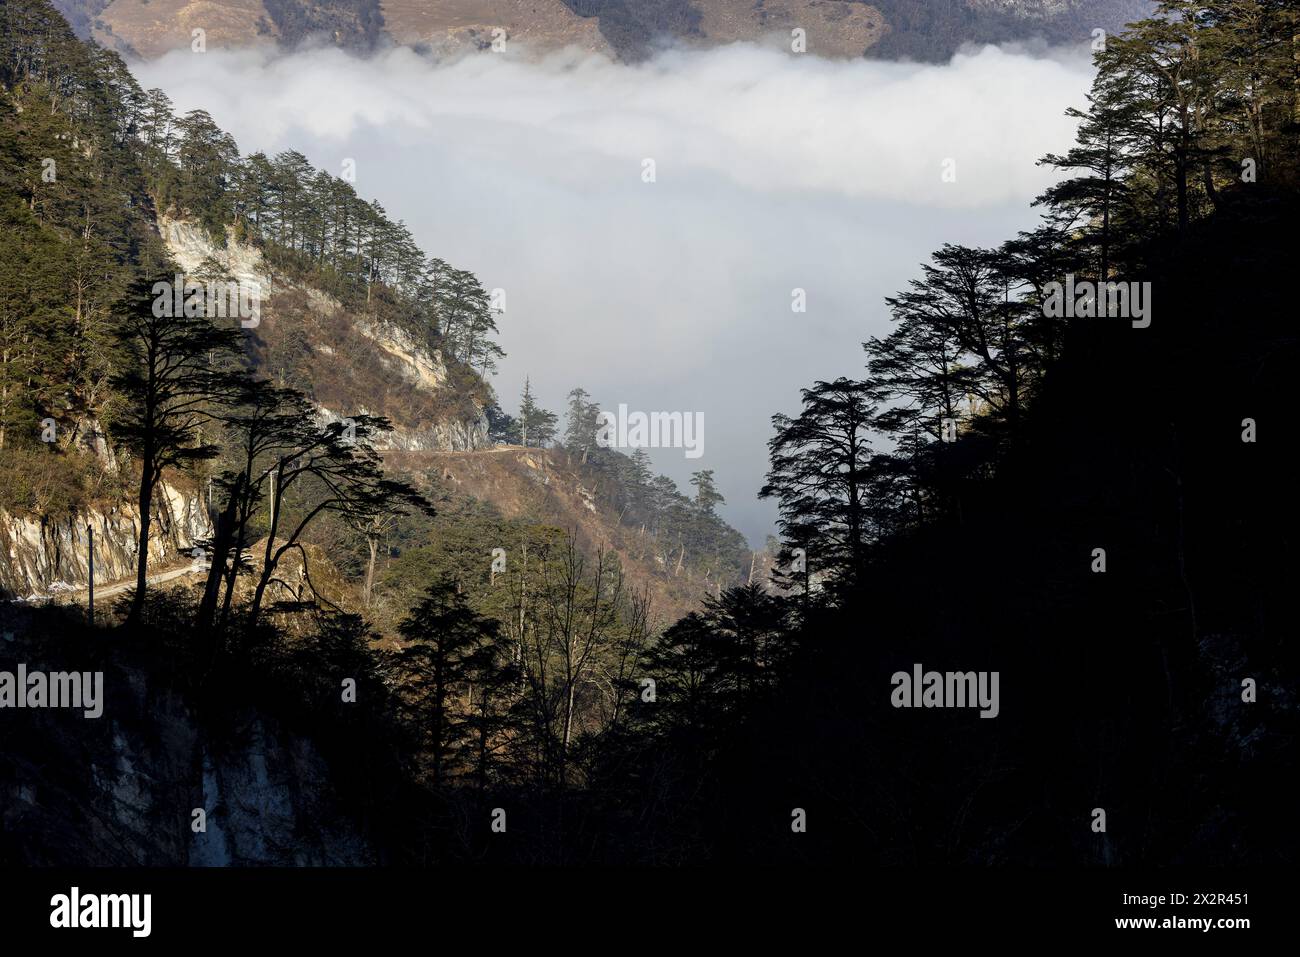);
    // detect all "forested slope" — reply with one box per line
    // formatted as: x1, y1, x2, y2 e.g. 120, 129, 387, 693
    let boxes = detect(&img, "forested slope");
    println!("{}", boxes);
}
592, 0, 1300, 864
2, 0, 1293, 867
0, 0, 755, 867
